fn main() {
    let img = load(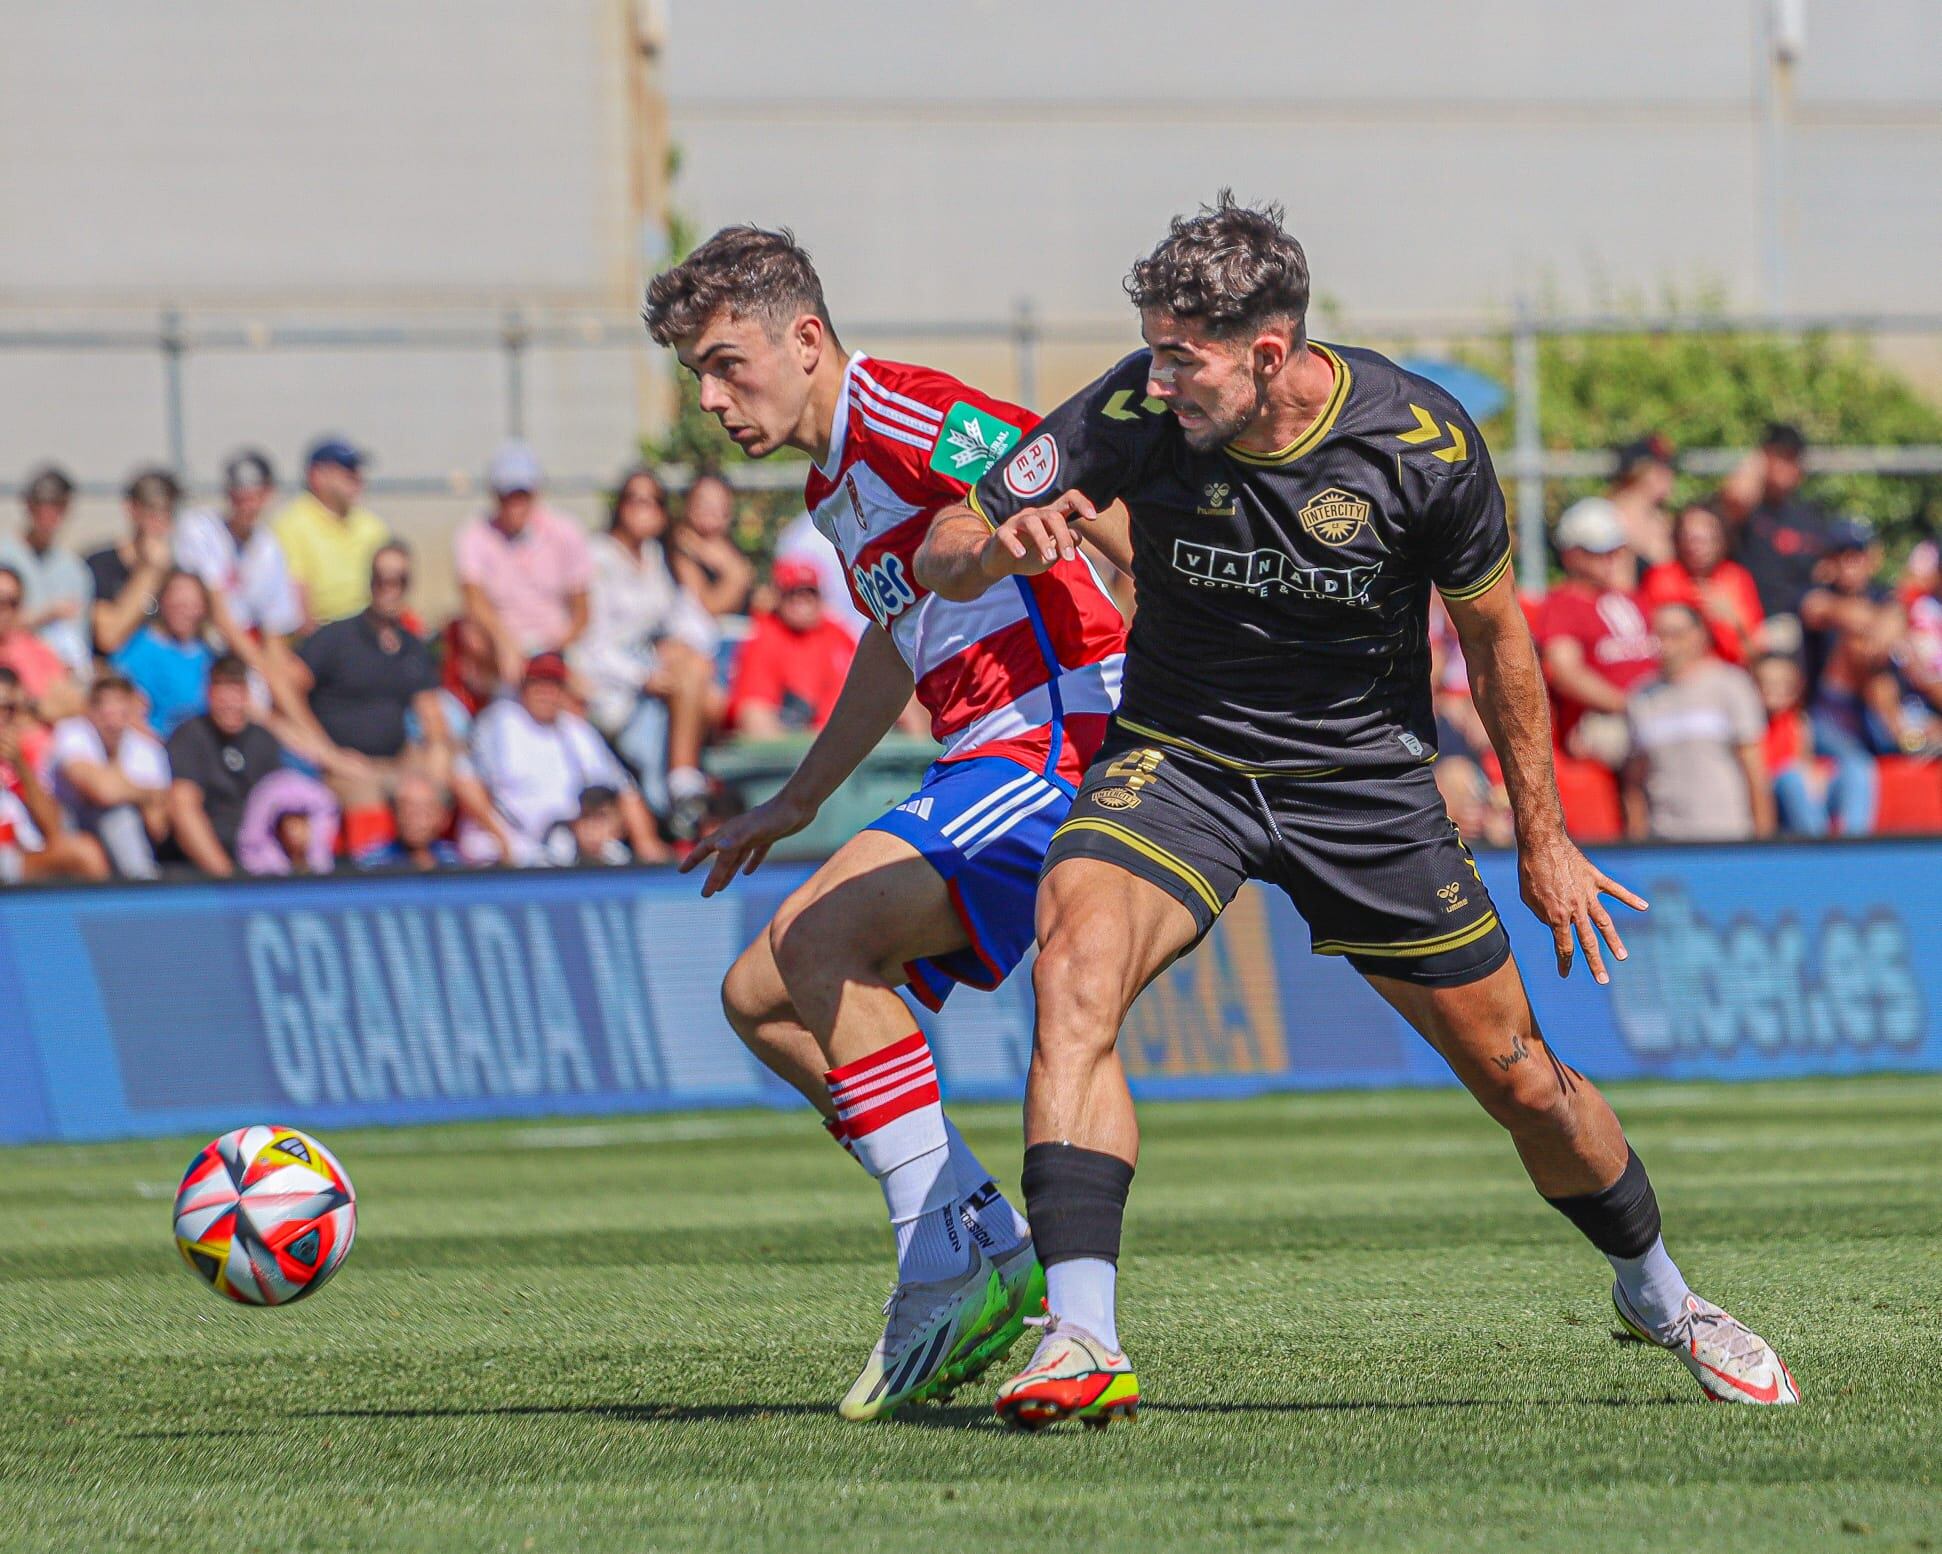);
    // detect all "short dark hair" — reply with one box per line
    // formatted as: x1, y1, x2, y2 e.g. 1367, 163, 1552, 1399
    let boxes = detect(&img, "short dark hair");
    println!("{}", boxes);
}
1125, 190, 1311, 345
124, 467, 181, 509
209, 652, 250, 685
23, 465, 74, 507
1762, 421, 1806, 457
643, 225, 834, 346
0, 666, 21, 691
91, 673, 136, 700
